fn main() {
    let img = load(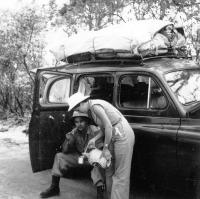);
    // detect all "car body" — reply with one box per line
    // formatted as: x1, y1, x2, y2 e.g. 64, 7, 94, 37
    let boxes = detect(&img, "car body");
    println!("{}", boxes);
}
29, 53, 200, 198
